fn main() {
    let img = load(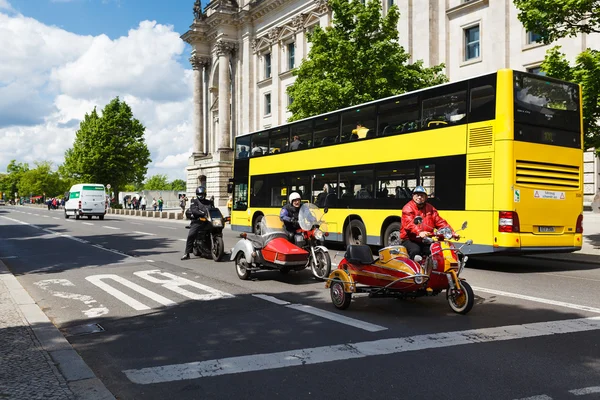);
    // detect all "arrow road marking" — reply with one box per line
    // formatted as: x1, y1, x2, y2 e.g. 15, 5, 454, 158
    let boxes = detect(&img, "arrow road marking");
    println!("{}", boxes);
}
123, 316, 600, 384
